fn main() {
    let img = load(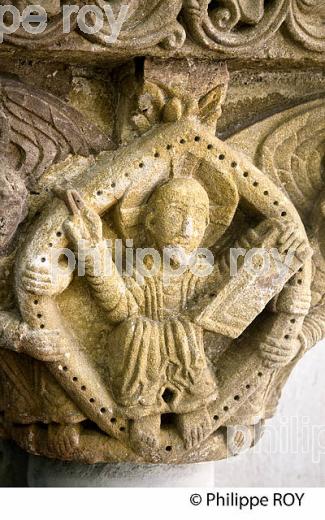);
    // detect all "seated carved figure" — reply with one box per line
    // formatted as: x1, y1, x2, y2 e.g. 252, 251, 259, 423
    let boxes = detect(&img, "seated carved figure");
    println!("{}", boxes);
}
63, 179, 218, 450
0, 164, 310, 459
60, 178, 307, 452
